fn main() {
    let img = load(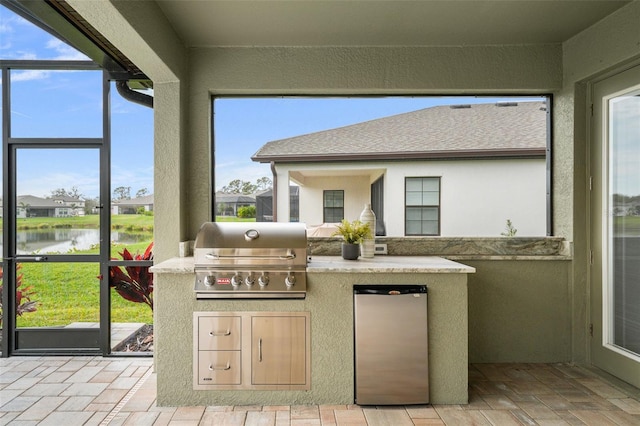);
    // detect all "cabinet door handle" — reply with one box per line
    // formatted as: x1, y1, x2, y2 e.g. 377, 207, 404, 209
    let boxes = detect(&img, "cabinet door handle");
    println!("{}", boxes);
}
209, 329, 231, 336
209, 361, 231, 371
258, 338, 263, 362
